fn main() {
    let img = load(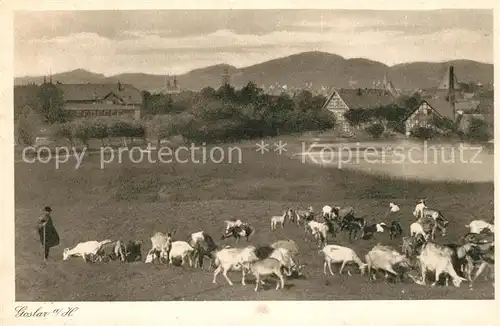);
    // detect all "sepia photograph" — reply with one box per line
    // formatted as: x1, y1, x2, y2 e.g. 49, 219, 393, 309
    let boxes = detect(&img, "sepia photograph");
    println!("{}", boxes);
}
11, 6, 495, 304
